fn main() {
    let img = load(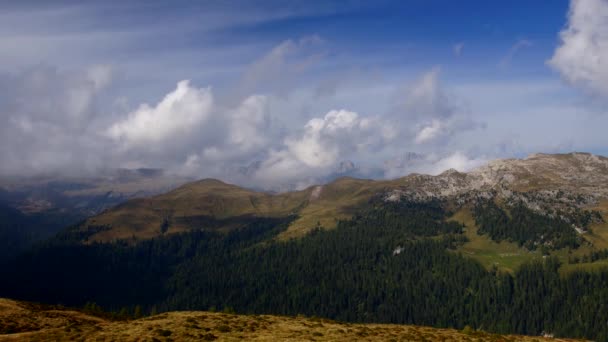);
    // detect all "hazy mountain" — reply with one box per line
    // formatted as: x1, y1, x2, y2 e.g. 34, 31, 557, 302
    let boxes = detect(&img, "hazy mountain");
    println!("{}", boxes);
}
0, 168, 192, 215
0, 169, 191, 260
